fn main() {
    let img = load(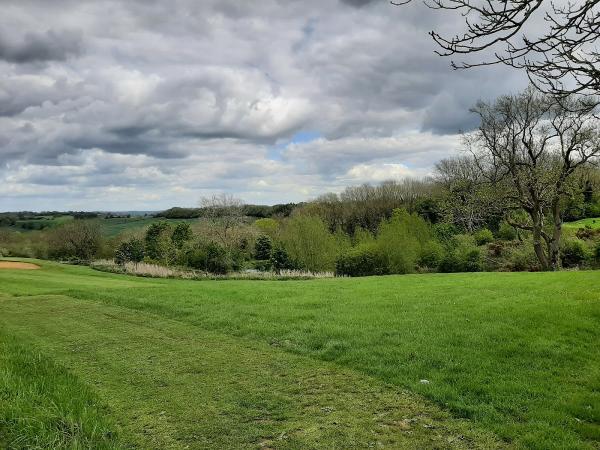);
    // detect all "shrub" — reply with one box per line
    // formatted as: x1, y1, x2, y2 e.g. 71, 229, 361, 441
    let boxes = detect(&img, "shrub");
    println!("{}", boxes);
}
184, 241, 231, 274
376, 209, 432, 274
418, 241, 445, 270
561, 238, 588, 268
335, 244, 389, 277
144, 222, 174, 263
439, 235, 482, 273
270, 245, 296, 272
254, 235, 273, 260
114, 239, 145, 265
575, 227, 600, 240
253, 259, 272, 271
506, 244, 540, 272
279, 215, 338, 272
497, 221, 518, 241
432, 222, 458, 244
594, 241, 600, 264
47, 220, 103, 262
474, 228, 494, 245
171, 223, 193, 248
